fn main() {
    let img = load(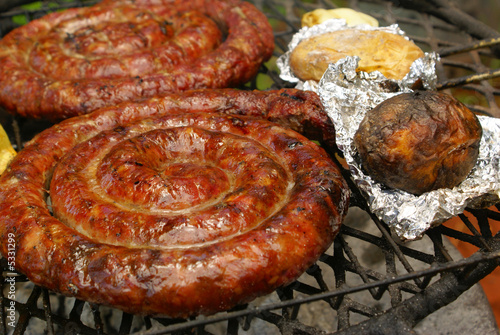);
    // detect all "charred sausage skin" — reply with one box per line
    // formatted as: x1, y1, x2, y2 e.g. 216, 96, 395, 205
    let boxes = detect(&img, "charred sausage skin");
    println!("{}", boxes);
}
0, 0, 274, 120
0, 89, 349, 317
